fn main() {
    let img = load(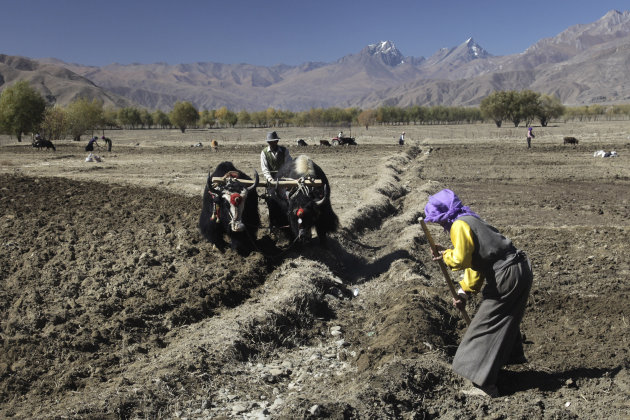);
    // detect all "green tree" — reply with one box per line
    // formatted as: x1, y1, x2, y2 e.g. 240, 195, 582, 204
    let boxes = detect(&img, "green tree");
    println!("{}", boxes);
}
516, 90, 541, 127
265, 107, 279, 127
139, 109, 153, 128
305, 108, 324, 126
102, 107, 119, 129
153, 110, 171, 128
0, 80, 47, 142
502, 91, 522, 127
215, 106, 238, 127
376, 106, 398, 125
480, 91, 511, 127
199, 110, 216, 128
40, 106, 67, 140
237, 110, 251, 127
406, 105, 426, 125
537, 94, 565, 127
170, 101, 198, 133
250, 110, 267, 127
65, 98, 104, 141
118, 107, 142, 129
